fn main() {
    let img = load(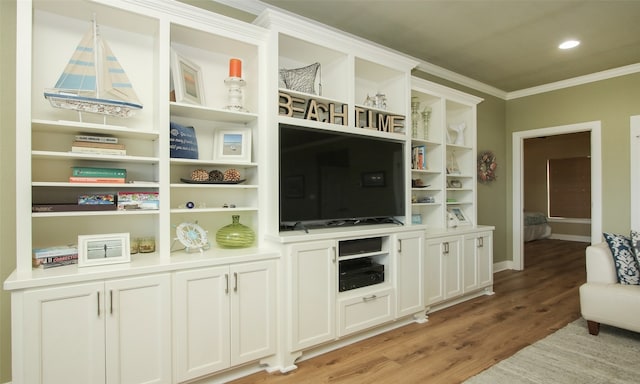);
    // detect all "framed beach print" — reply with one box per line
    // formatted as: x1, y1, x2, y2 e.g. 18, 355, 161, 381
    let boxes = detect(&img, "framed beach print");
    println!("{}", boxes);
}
78, 233, 131, 267
171, 49, 205, 105
213, 128, 252, 163
447, 207, 471, 226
